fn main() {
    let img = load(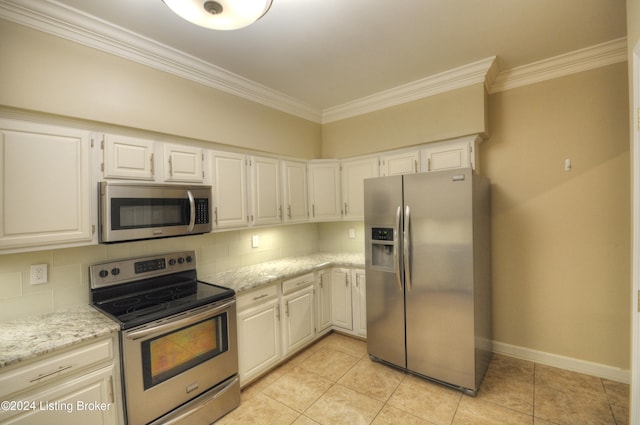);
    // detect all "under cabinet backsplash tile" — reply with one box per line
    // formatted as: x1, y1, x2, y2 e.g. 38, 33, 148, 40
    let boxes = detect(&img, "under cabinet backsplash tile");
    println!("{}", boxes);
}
0, 272, 22, 300
0, 223, 343, 322
0, 290, 53, 322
